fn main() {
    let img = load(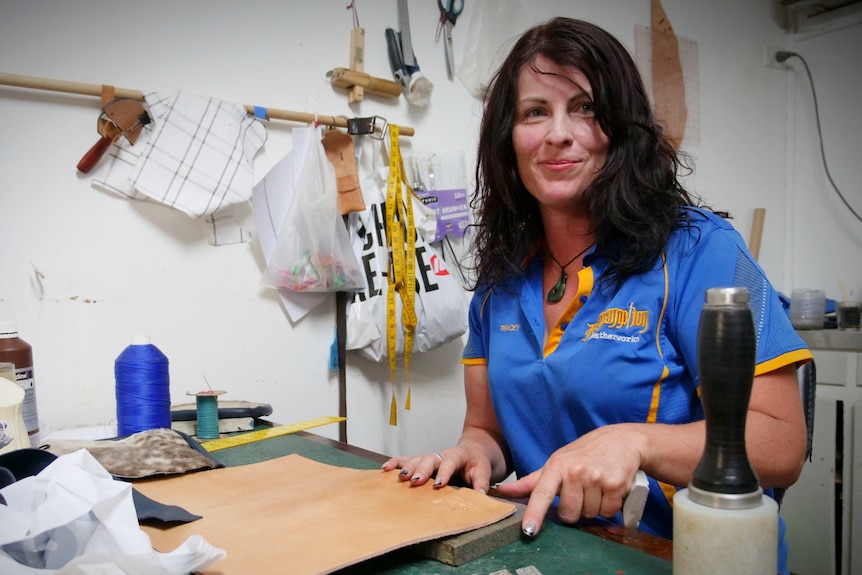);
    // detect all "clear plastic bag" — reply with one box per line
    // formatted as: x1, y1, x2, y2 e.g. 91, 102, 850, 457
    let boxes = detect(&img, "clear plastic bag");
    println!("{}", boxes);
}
261, 127, 365, 292
456, 0, 531, 98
